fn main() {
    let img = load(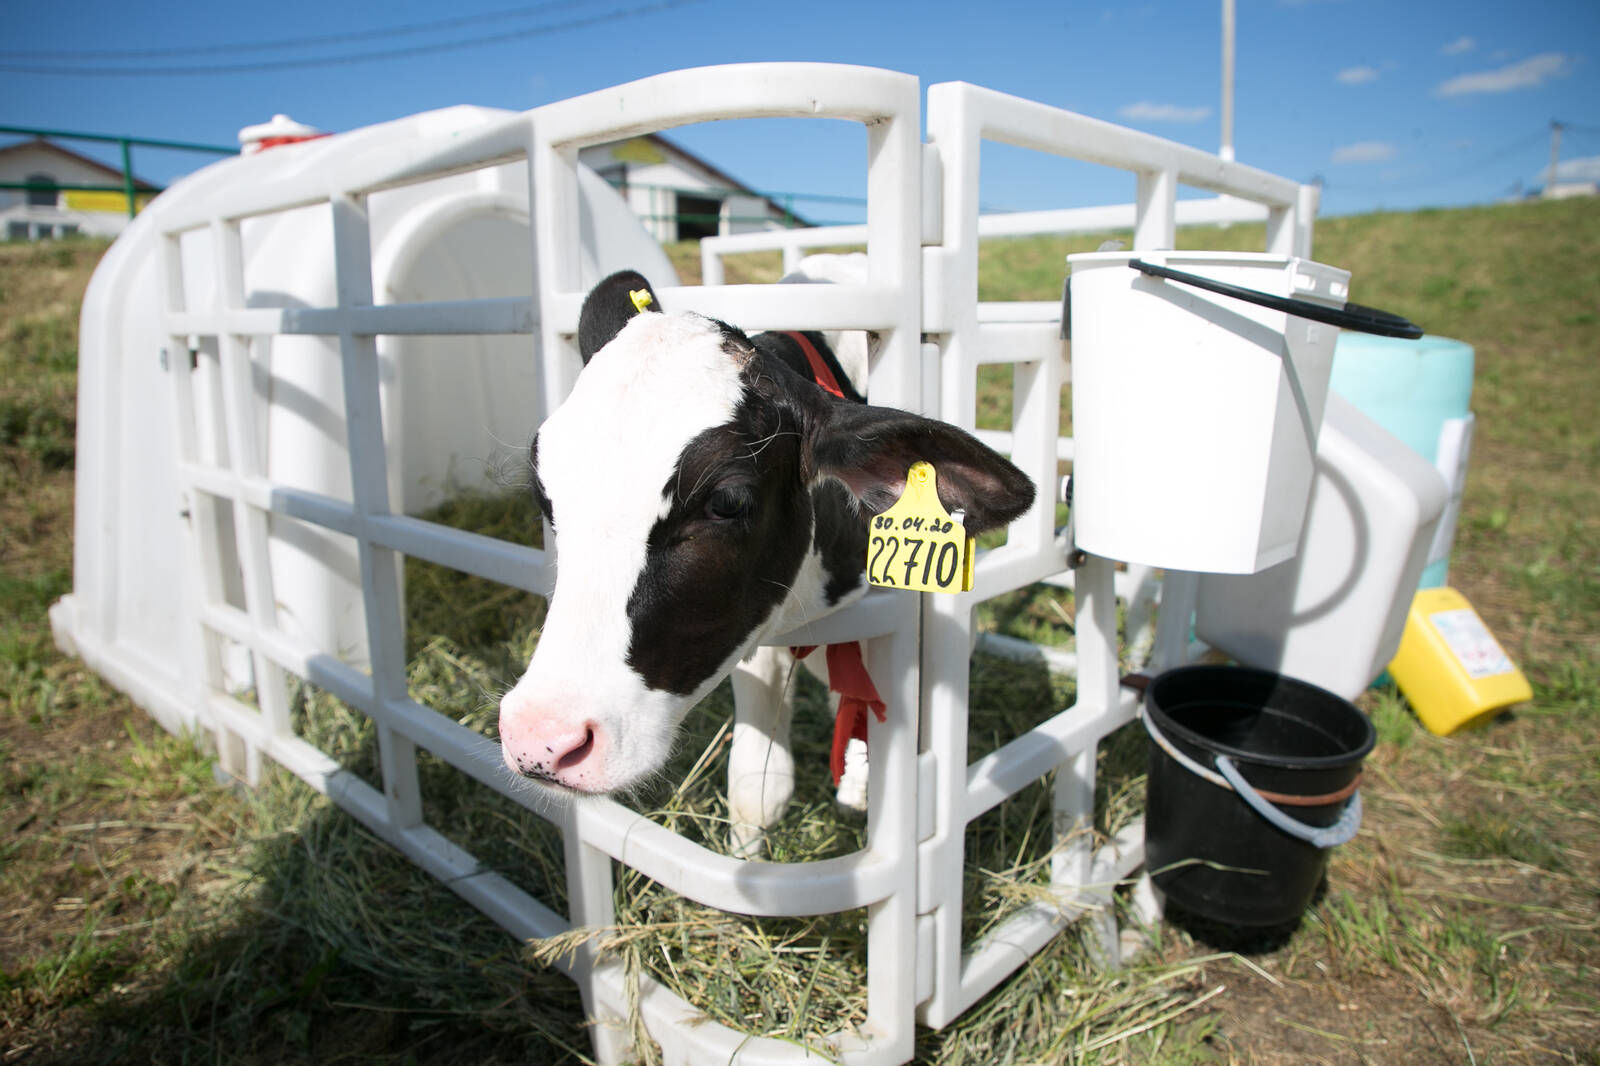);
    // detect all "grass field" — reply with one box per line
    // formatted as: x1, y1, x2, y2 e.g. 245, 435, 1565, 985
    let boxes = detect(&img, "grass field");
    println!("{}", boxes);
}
3, 195, 1597, 1065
